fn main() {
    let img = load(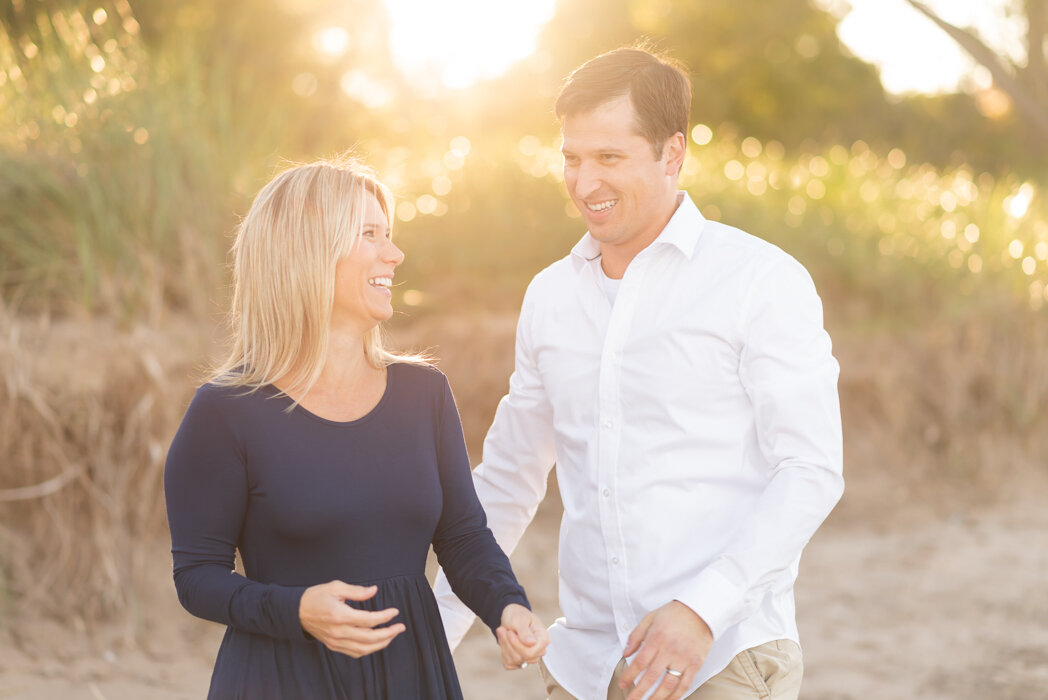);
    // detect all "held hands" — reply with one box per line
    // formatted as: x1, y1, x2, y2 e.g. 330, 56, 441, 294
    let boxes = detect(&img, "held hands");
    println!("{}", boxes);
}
299, 581, 405, 658
495, 603, 549, 671
619, 600, 714, 700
